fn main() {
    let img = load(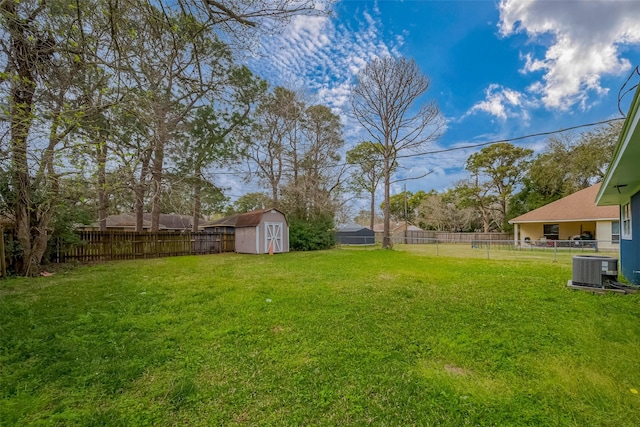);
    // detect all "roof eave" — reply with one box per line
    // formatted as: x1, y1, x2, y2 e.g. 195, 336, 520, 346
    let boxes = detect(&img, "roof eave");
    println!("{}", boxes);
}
597, 85, 640, 206
509, 217, 619, 224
